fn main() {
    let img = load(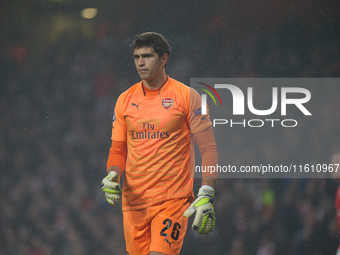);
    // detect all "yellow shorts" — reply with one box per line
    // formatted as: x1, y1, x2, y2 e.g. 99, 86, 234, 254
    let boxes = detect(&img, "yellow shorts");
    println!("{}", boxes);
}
123, 197, 190, 255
